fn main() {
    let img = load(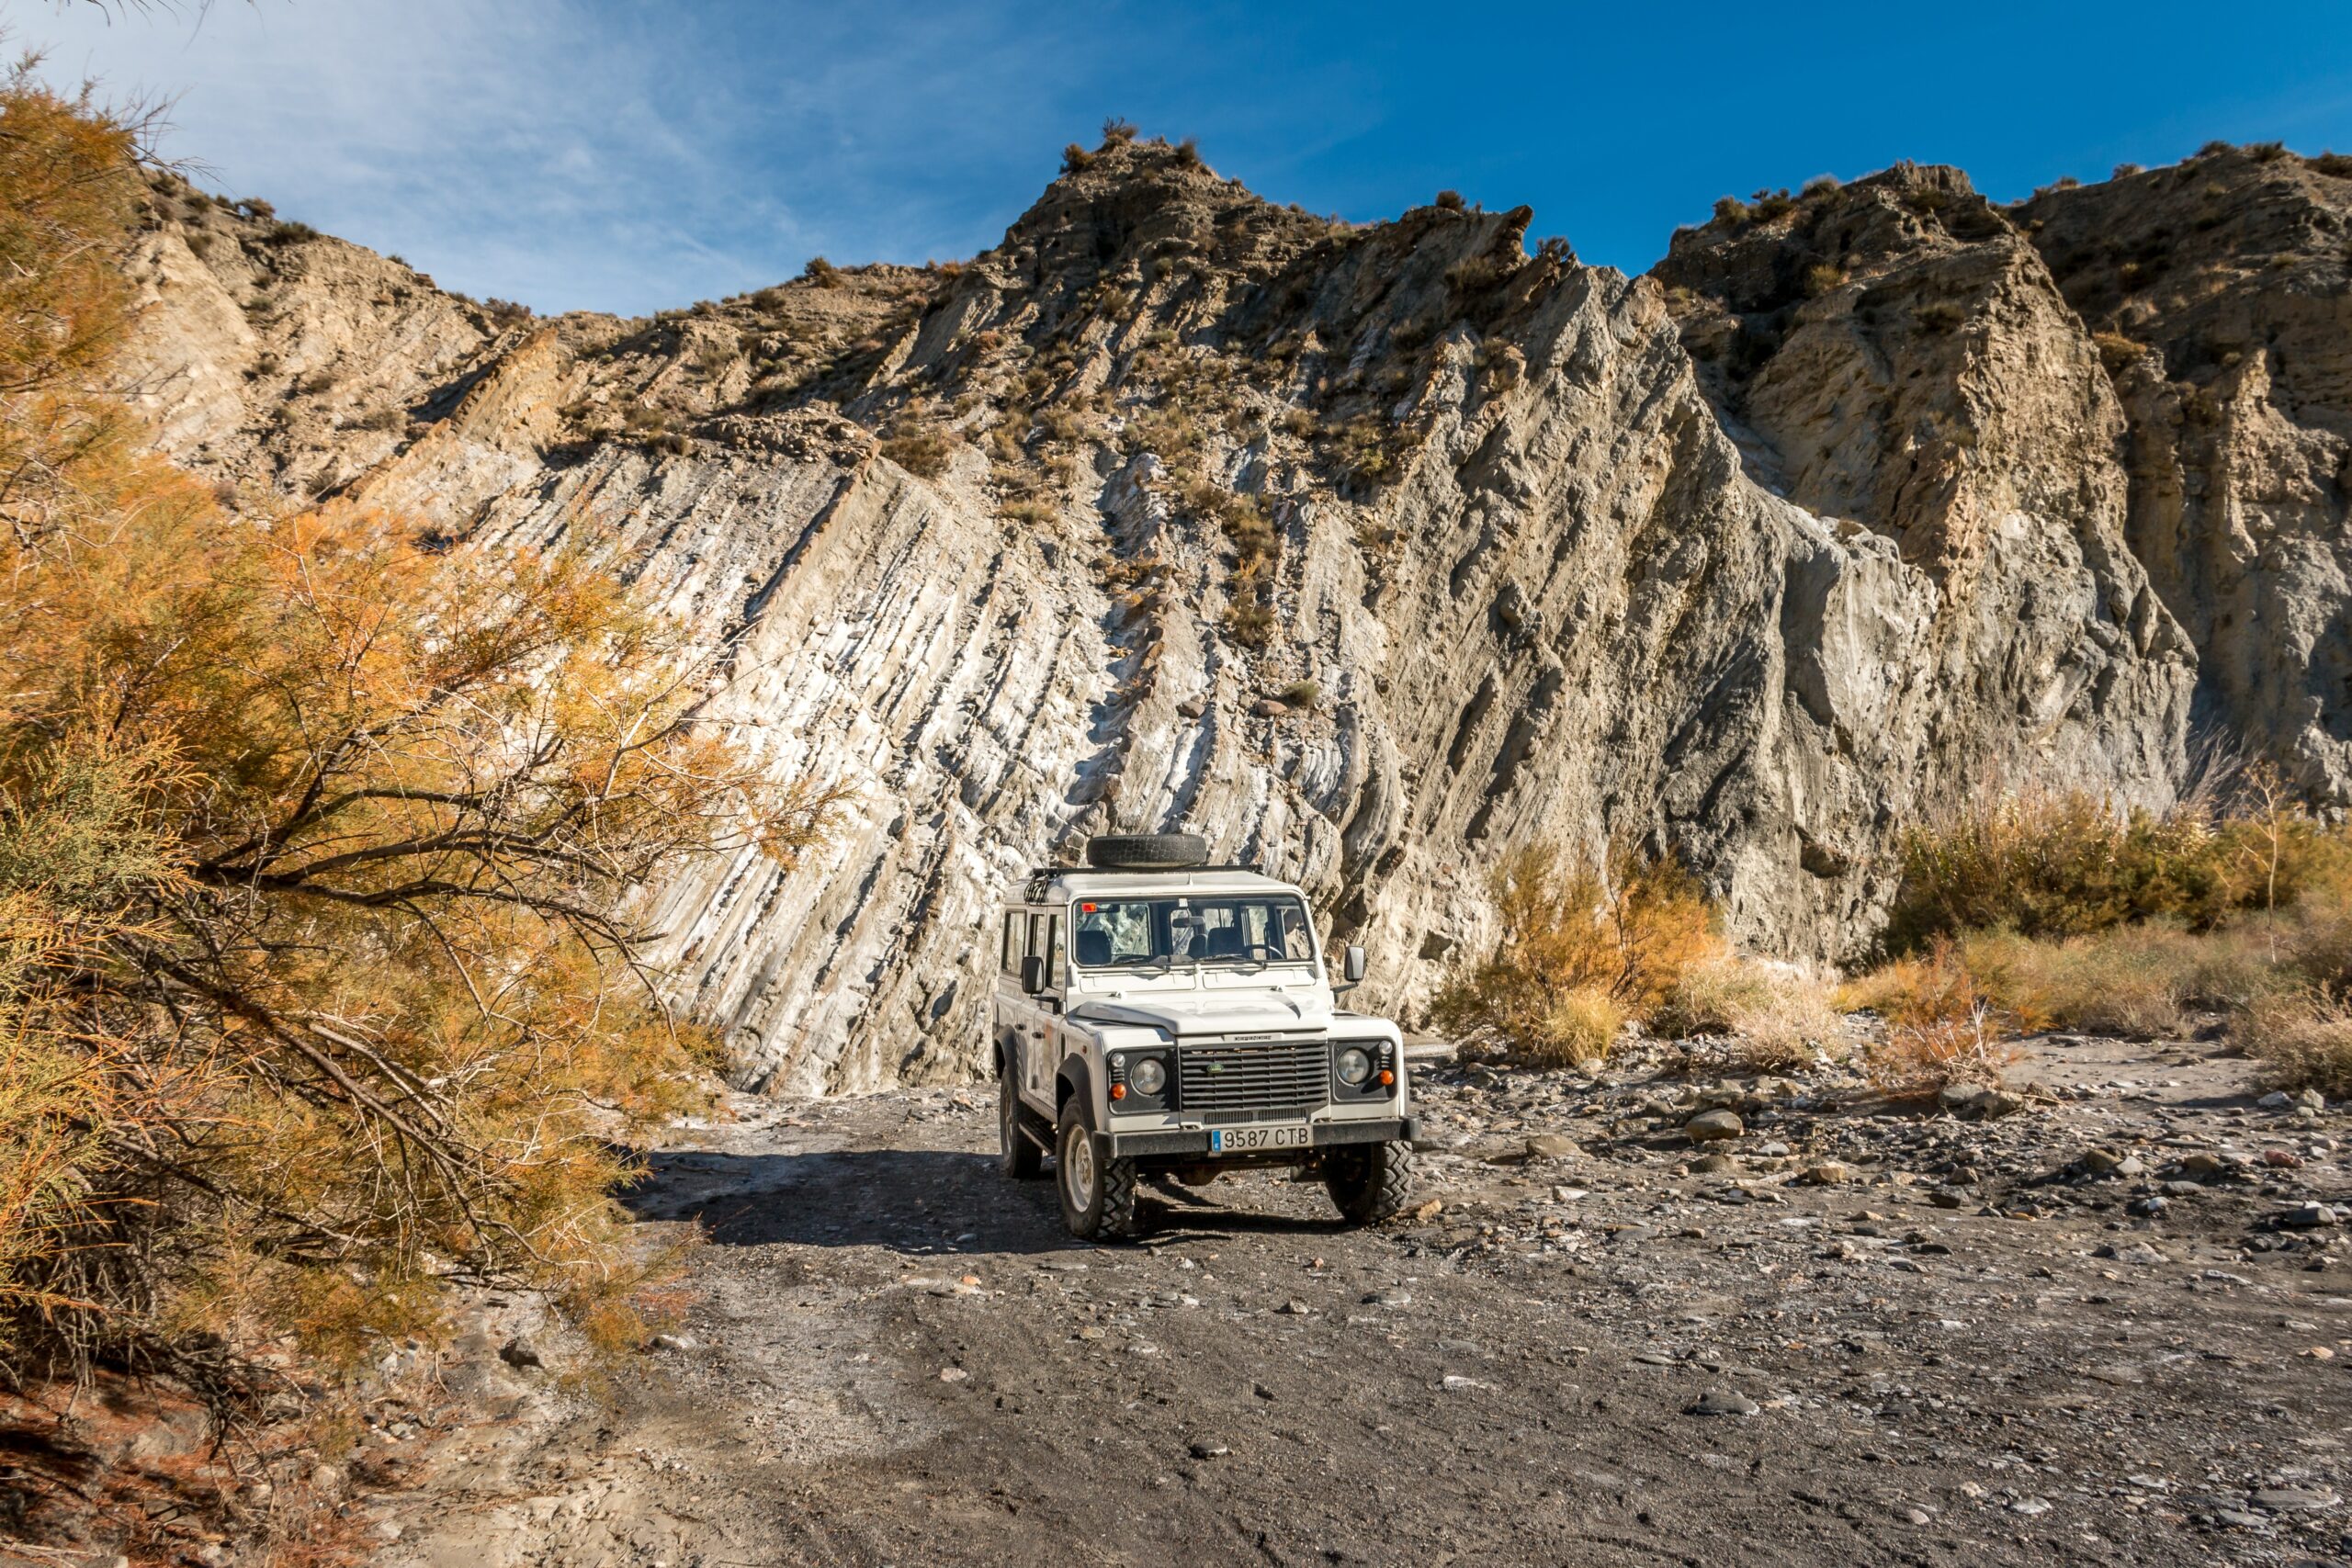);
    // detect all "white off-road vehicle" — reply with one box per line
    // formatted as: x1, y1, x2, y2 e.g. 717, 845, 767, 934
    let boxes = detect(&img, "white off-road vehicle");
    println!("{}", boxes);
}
992, 833, 1418, 1240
